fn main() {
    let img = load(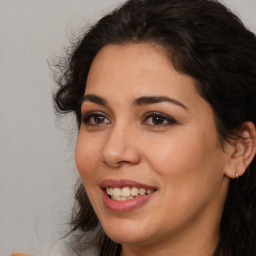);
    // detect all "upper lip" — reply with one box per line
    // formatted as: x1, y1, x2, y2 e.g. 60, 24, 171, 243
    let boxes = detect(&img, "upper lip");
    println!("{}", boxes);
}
100, 179, 157, 190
